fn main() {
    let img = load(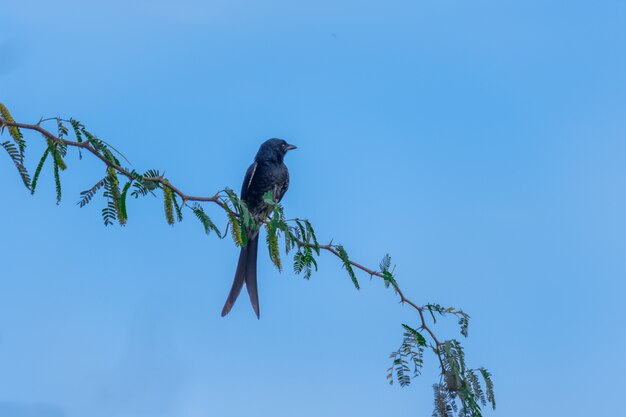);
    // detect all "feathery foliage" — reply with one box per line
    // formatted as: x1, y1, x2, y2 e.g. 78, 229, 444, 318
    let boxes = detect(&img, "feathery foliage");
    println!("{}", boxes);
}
191, 203, 222, 237
379, 253, 397, 288
304, 219, 320, 255
292, 245, 317, 279
119, 181, 132, 221
336, 244, 360, 289
81, 127, 120, 166
130, 169, 158, 198
69, 119, 84, 158
172, 193, 183, 222
46, 138, 67, 171
1, 140, 31, 190
433, 383, 455, 417
428, 339, 496, 416
78, 178, 106, 208
388, 323, 426, 387
53, 153, 62, 204
101, 167, 124, 225
225, 188, 259, 247
30, 147, 50, 194
0, 104, 495, 417
479, 368, 496, 409
426, 304, 471, 337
